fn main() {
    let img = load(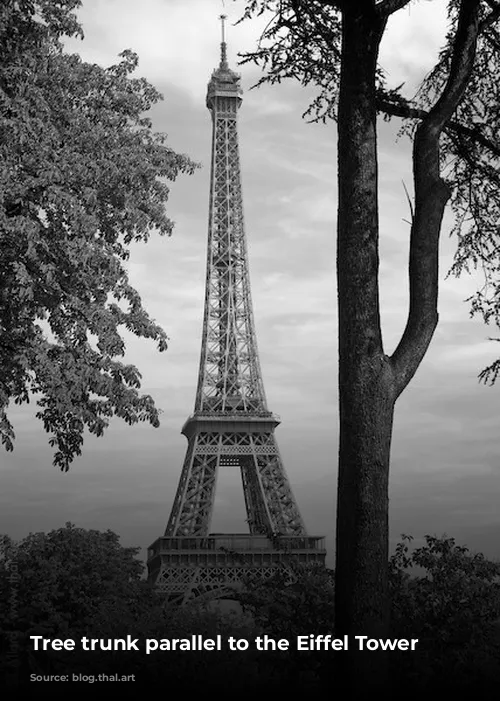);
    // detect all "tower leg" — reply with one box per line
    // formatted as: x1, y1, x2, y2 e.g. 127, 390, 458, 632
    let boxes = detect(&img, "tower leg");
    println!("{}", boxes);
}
166, 436, 219, 537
